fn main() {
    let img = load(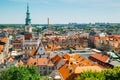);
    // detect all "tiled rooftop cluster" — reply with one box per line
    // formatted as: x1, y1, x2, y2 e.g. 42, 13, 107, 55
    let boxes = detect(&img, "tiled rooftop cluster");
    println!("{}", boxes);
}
42, 35, 88, 51
51, 53, 103, 80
